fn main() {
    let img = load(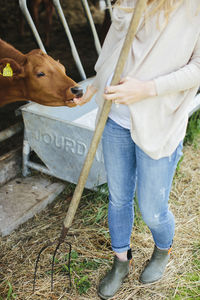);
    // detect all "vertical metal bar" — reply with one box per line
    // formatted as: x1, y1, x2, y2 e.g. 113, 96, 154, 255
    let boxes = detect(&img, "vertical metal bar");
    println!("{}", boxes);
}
105, 0, 113, 20
81, 0, 102, 55
52, 0, 86, 80
19, 0, 46, 53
